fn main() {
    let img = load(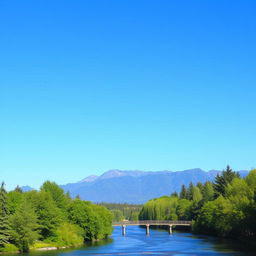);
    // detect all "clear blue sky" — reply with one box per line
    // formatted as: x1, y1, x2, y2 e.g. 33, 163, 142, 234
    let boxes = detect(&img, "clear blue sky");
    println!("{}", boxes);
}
1, 0, 256, 190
